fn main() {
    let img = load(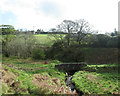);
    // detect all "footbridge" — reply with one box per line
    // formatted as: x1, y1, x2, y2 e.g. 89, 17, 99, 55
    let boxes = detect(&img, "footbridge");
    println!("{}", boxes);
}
55, 62, 87, 75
